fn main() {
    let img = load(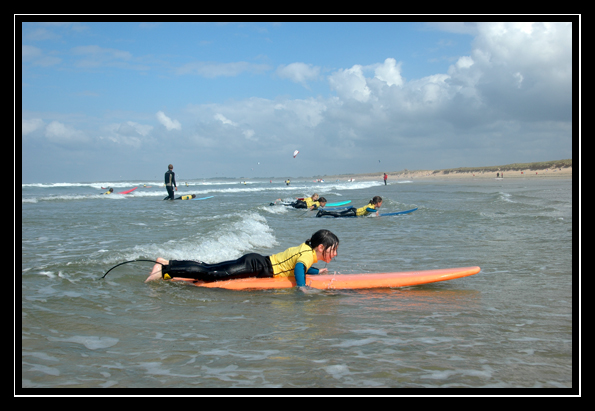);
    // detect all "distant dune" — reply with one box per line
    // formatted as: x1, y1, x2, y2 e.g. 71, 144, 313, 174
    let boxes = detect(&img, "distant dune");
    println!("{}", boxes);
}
321, 159, 573, 181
